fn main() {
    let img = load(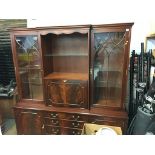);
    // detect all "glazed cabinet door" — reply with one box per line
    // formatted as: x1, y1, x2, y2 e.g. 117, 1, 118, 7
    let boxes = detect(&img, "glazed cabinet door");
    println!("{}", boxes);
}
45, 80, 88, 108
11, 34, 43, 101
91, 25, 132, 109
14, 109, 43, 135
